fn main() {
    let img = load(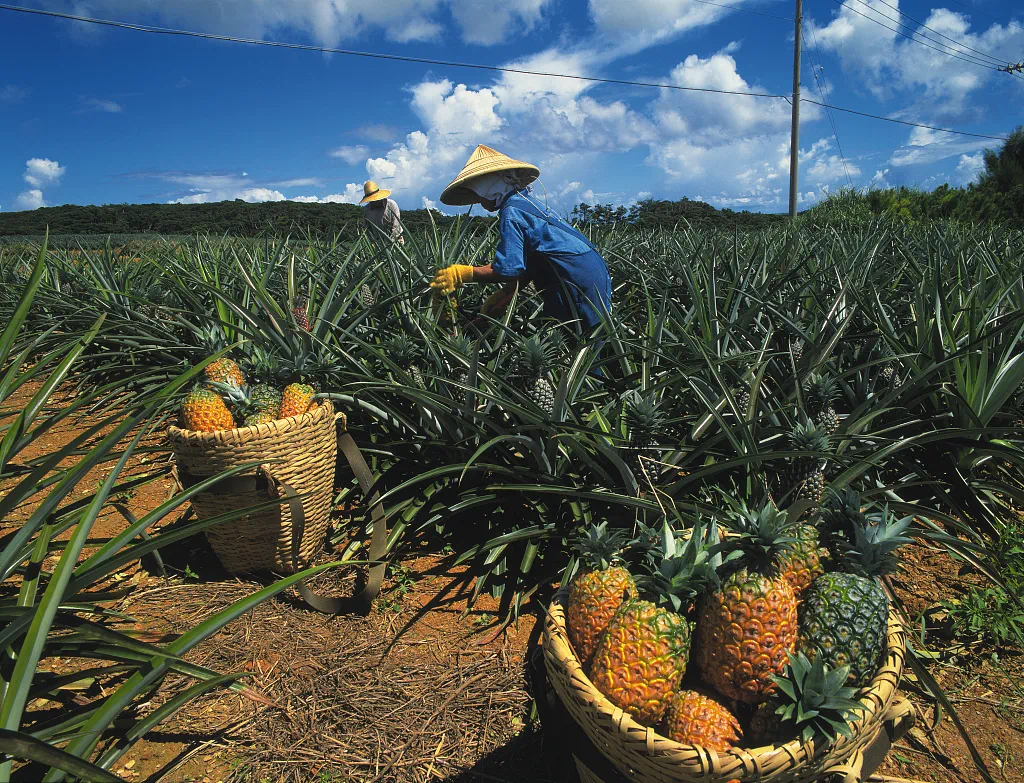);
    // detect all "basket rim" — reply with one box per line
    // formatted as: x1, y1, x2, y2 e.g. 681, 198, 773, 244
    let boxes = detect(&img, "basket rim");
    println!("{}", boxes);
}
543, 581, 907, 769
167, 398, 335, 442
